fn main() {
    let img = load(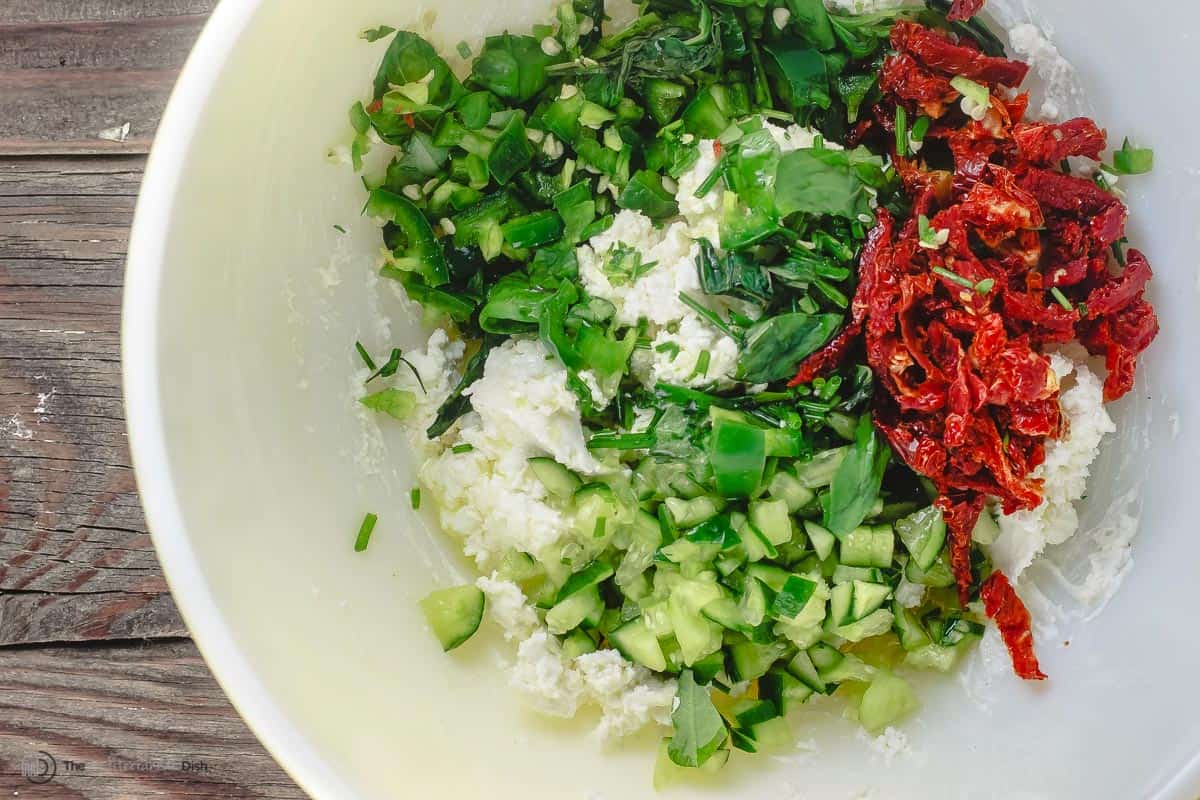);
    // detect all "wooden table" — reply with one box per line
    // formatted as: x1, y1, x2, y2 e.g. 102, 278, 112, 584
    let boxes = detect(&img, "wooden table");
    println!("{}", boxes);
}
0, 2, 306, 796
